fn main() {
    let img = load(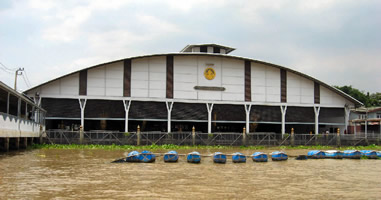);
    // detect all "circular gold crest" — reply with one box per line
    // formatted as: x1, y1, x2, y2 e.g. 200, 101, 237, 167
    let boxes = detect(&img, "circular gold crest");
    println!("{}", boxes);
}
204, 67, 216, 80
